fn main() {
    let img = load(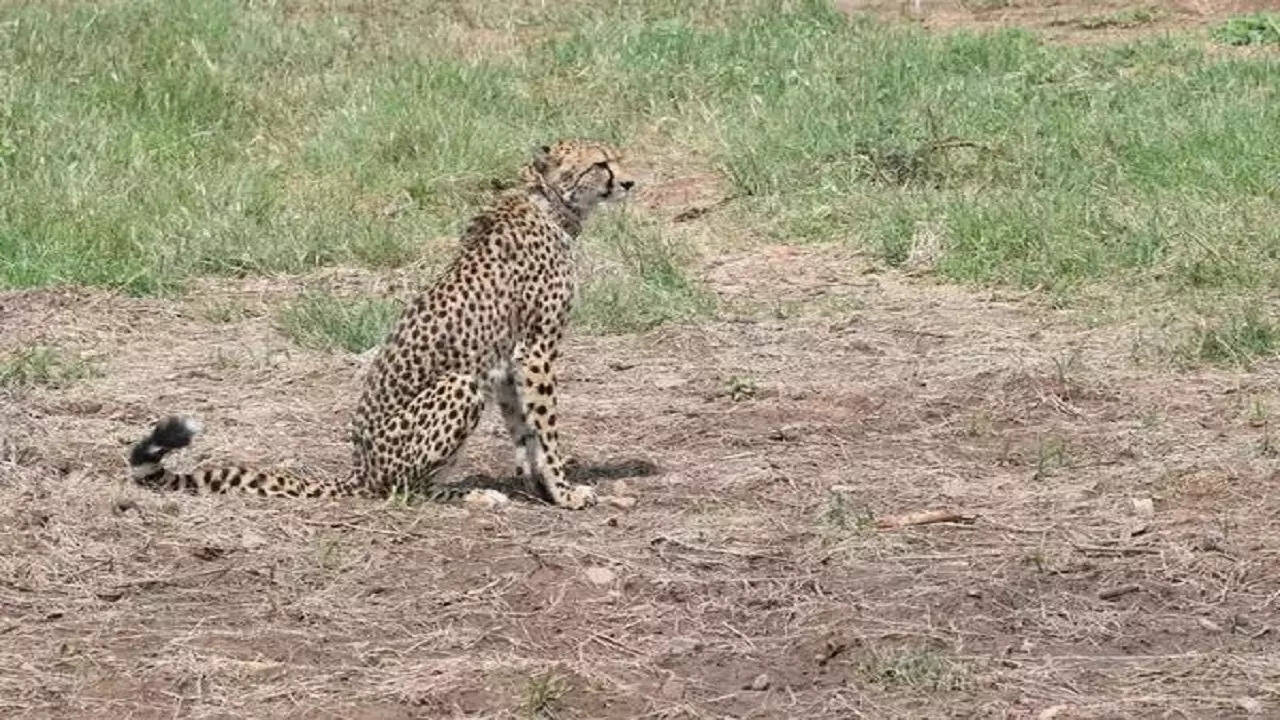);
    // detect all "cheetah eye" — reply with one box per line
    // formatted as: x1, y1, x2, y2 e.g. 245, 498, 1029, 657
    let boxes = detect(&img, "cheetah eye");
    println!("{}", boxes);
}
593, 161, 609, 169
